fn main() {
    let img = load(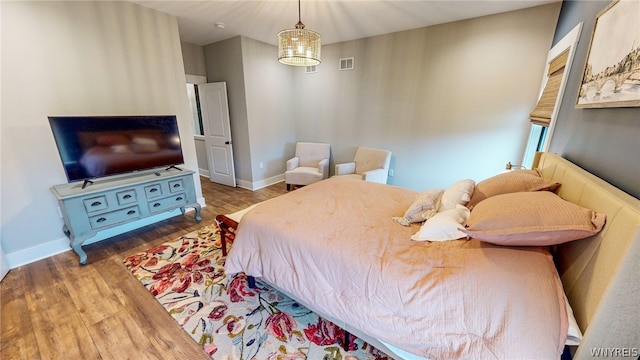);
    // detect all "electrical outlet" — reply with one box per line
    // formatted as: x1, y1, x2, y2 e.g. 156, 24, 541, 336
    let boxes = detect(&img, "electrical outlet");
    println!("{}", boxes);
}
259, 162, 264, 169
389, 169, 394, 177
